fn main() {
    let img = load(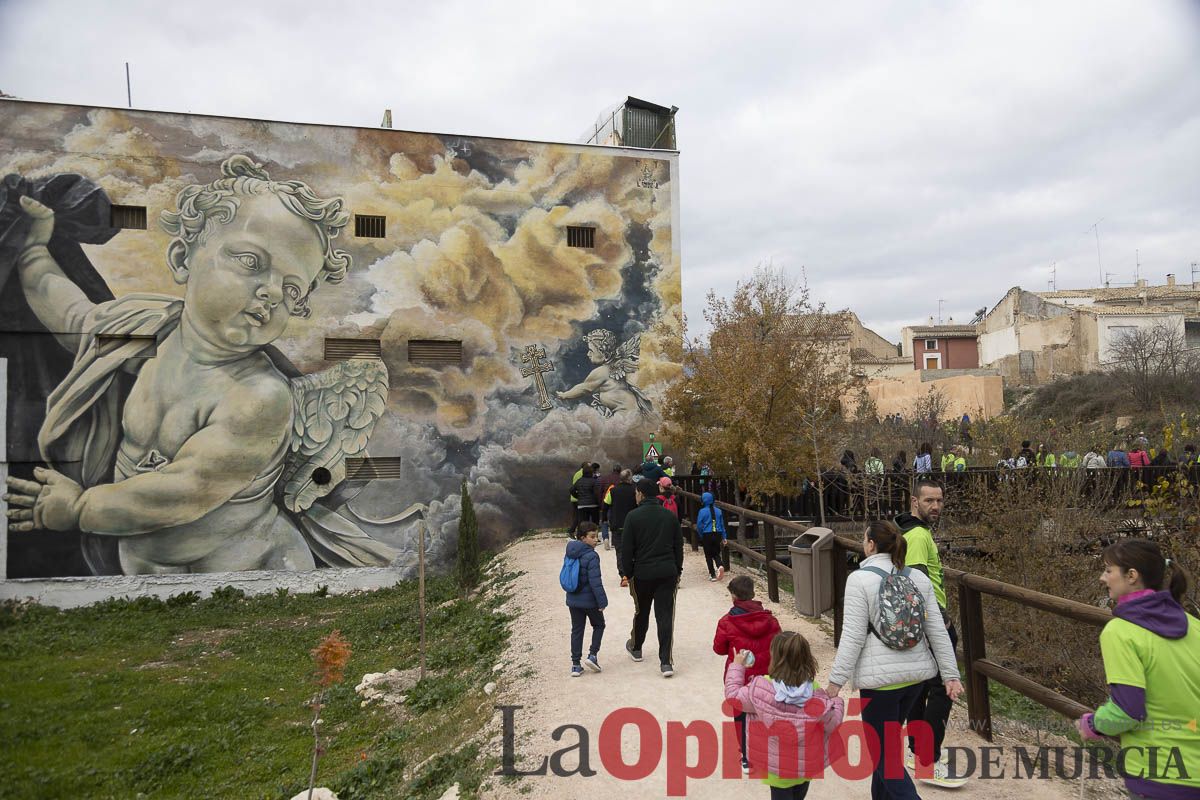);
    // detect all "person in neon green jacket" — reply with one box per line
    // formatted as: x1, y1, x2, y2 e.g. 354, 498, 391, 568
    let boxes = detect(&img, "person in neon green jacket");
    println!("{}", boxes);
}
1078, 538, 1200, 798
